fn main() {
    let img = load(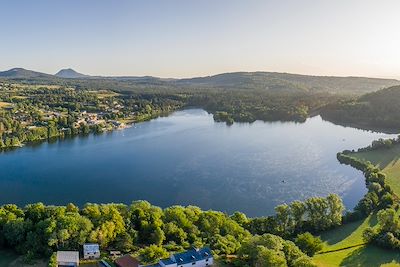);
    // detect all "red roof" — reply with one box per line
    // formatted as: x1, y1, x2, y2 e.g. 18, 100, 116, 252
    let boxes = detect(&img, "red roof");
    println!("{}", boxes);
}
115, 255, 141, 267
